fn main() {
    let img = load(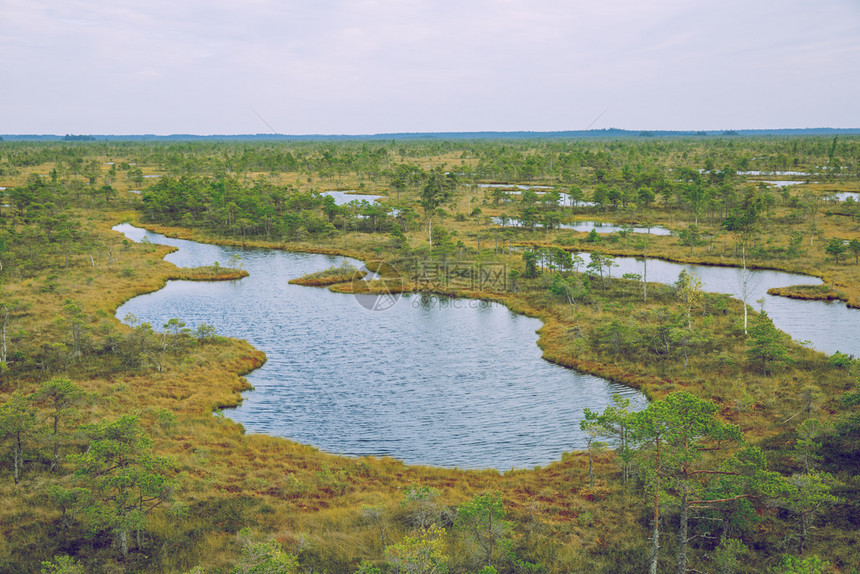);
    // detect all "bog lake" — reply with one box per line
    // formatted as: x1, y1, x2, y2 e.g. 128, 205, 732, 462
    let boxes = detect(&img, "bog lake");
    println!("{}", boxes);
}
114, 223, 860, 470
